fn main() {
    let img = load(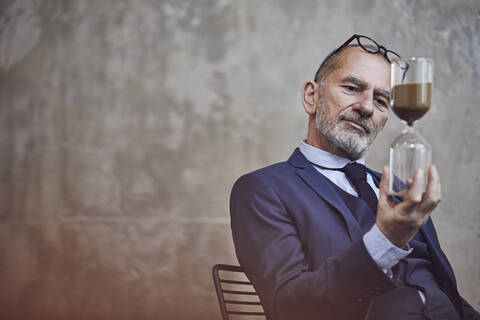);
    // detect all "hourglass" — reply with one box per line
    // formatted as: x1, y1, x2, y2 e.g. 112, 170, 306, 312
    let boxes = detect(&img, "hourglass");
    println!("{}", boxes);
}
389, 57, 433, 195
